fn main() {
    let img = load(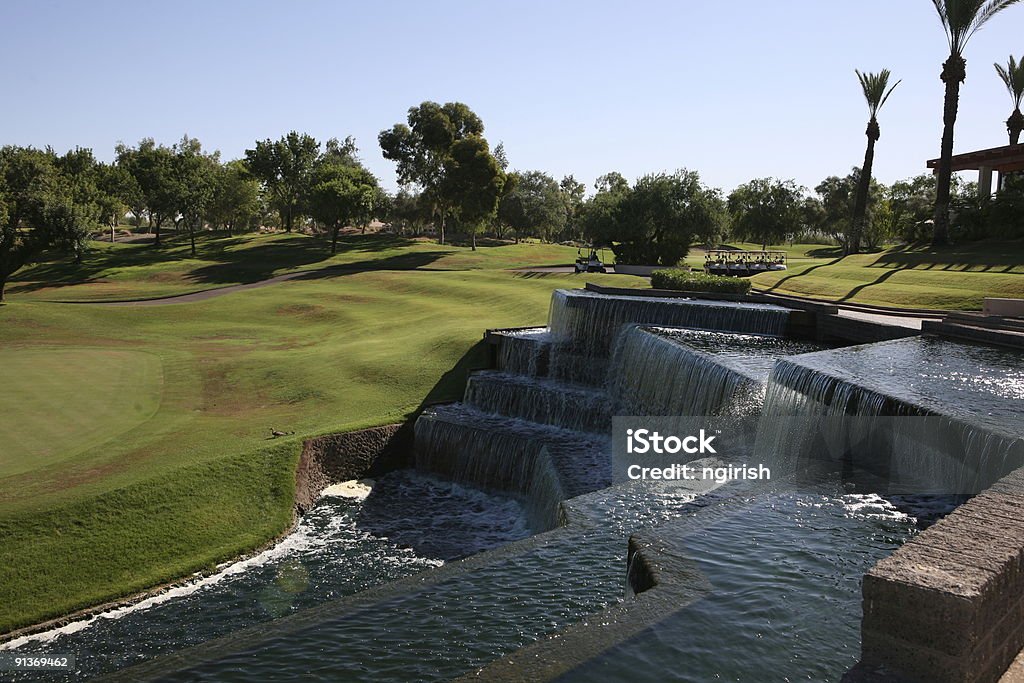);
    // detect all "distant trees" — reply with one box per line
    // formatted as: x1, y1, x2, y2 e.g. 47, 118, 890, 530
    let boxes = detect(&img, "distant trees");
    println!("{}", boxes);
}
995, 55, 1024, 144
116, 139, 176, 246
244, 132, 319, 233
498, 171, 566, 244
0, 146, 108, 300
929, 0, 1022, 246
850, 69, 900, 255
209, 160, 261, 237
727, 178, 803, 250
